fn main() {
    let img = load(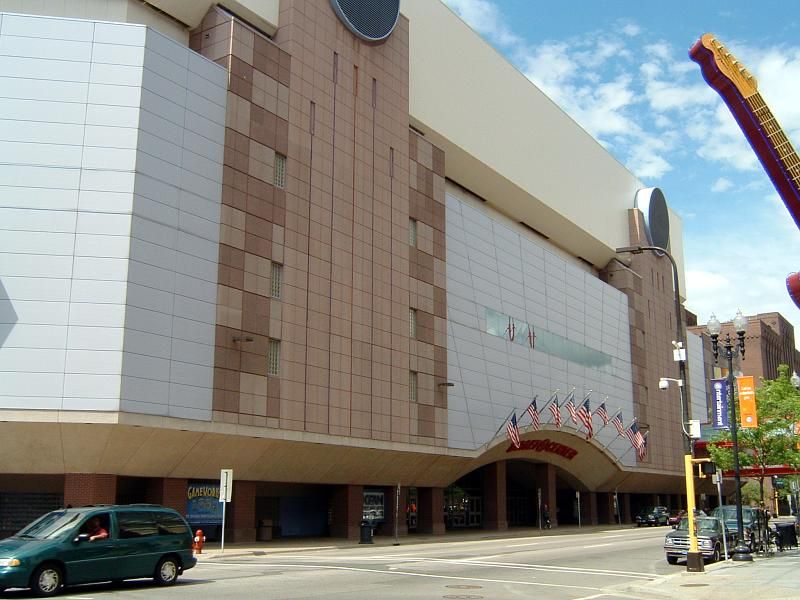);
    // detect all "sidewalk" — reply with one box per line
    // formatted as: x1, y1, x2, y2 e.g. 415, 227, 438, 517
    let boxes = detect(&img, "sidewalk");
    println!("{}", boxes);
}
620, 549, 800, 599
195, 524, 800, 599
